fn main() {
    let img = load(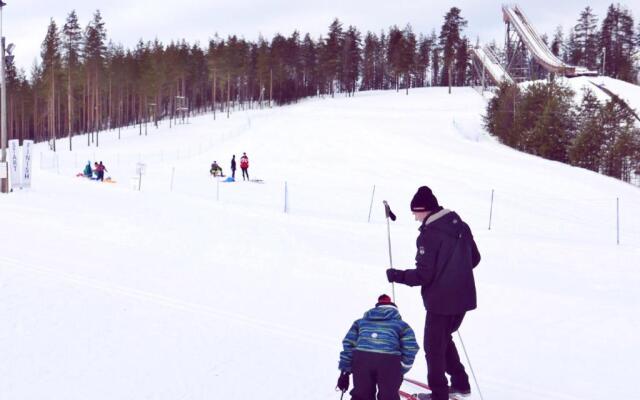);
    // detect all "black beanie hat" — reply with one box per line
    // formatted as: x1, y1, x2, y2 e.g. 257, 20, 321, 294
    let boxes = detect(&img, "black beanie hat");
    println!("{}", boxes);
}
410, 186, 439, 212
